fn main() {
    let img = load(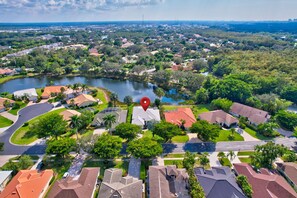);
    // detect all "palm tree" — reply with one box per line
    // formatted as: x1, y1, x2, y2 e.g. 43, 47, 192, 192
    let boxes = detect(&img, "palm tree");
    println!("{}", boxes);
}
227, 151, 236, 161
70, 115, 81, 140
103, 114, 116, 134
81, 84, 88, 93
110, 93, 118, 107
